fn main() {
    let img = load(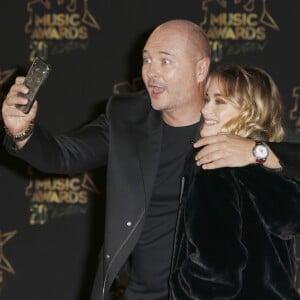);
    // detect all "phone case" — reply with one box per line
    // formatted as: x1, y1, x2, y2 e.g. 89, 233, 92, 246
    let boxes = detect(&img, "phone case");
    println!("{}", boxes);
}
16, 57, 52, 114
